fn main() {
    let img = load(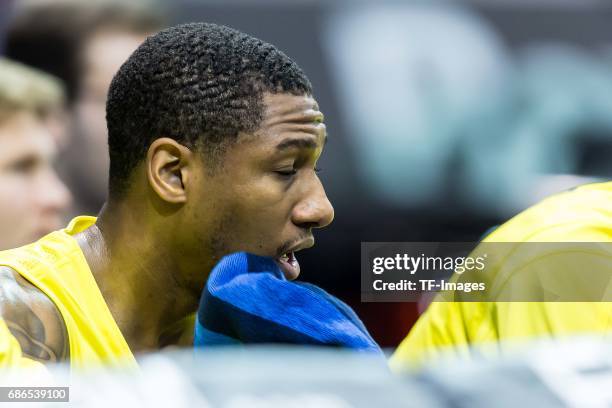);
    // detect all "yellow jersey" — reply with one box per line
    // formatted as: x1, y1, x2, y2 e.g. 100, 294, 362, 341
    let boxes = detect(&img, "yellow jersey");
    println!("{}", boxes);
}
390, 182, 612, 371
0, 216, 136, 370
